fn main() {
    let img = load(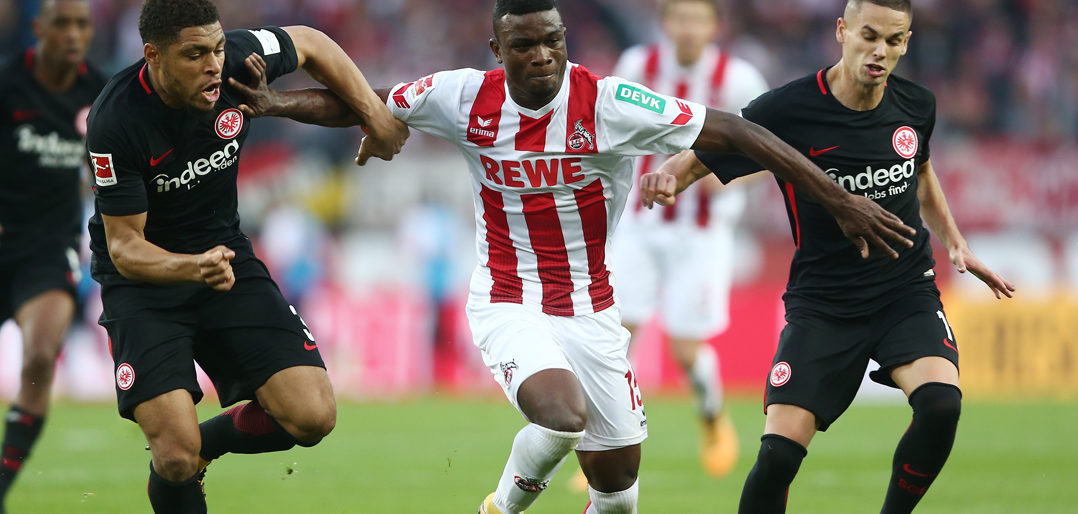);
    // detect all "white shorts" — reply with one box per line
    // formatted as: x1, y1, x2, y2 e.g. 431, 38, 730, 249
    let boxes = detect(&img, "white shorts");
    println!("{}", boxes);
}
610, 221, 736, 339
466, 301, 647, 451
